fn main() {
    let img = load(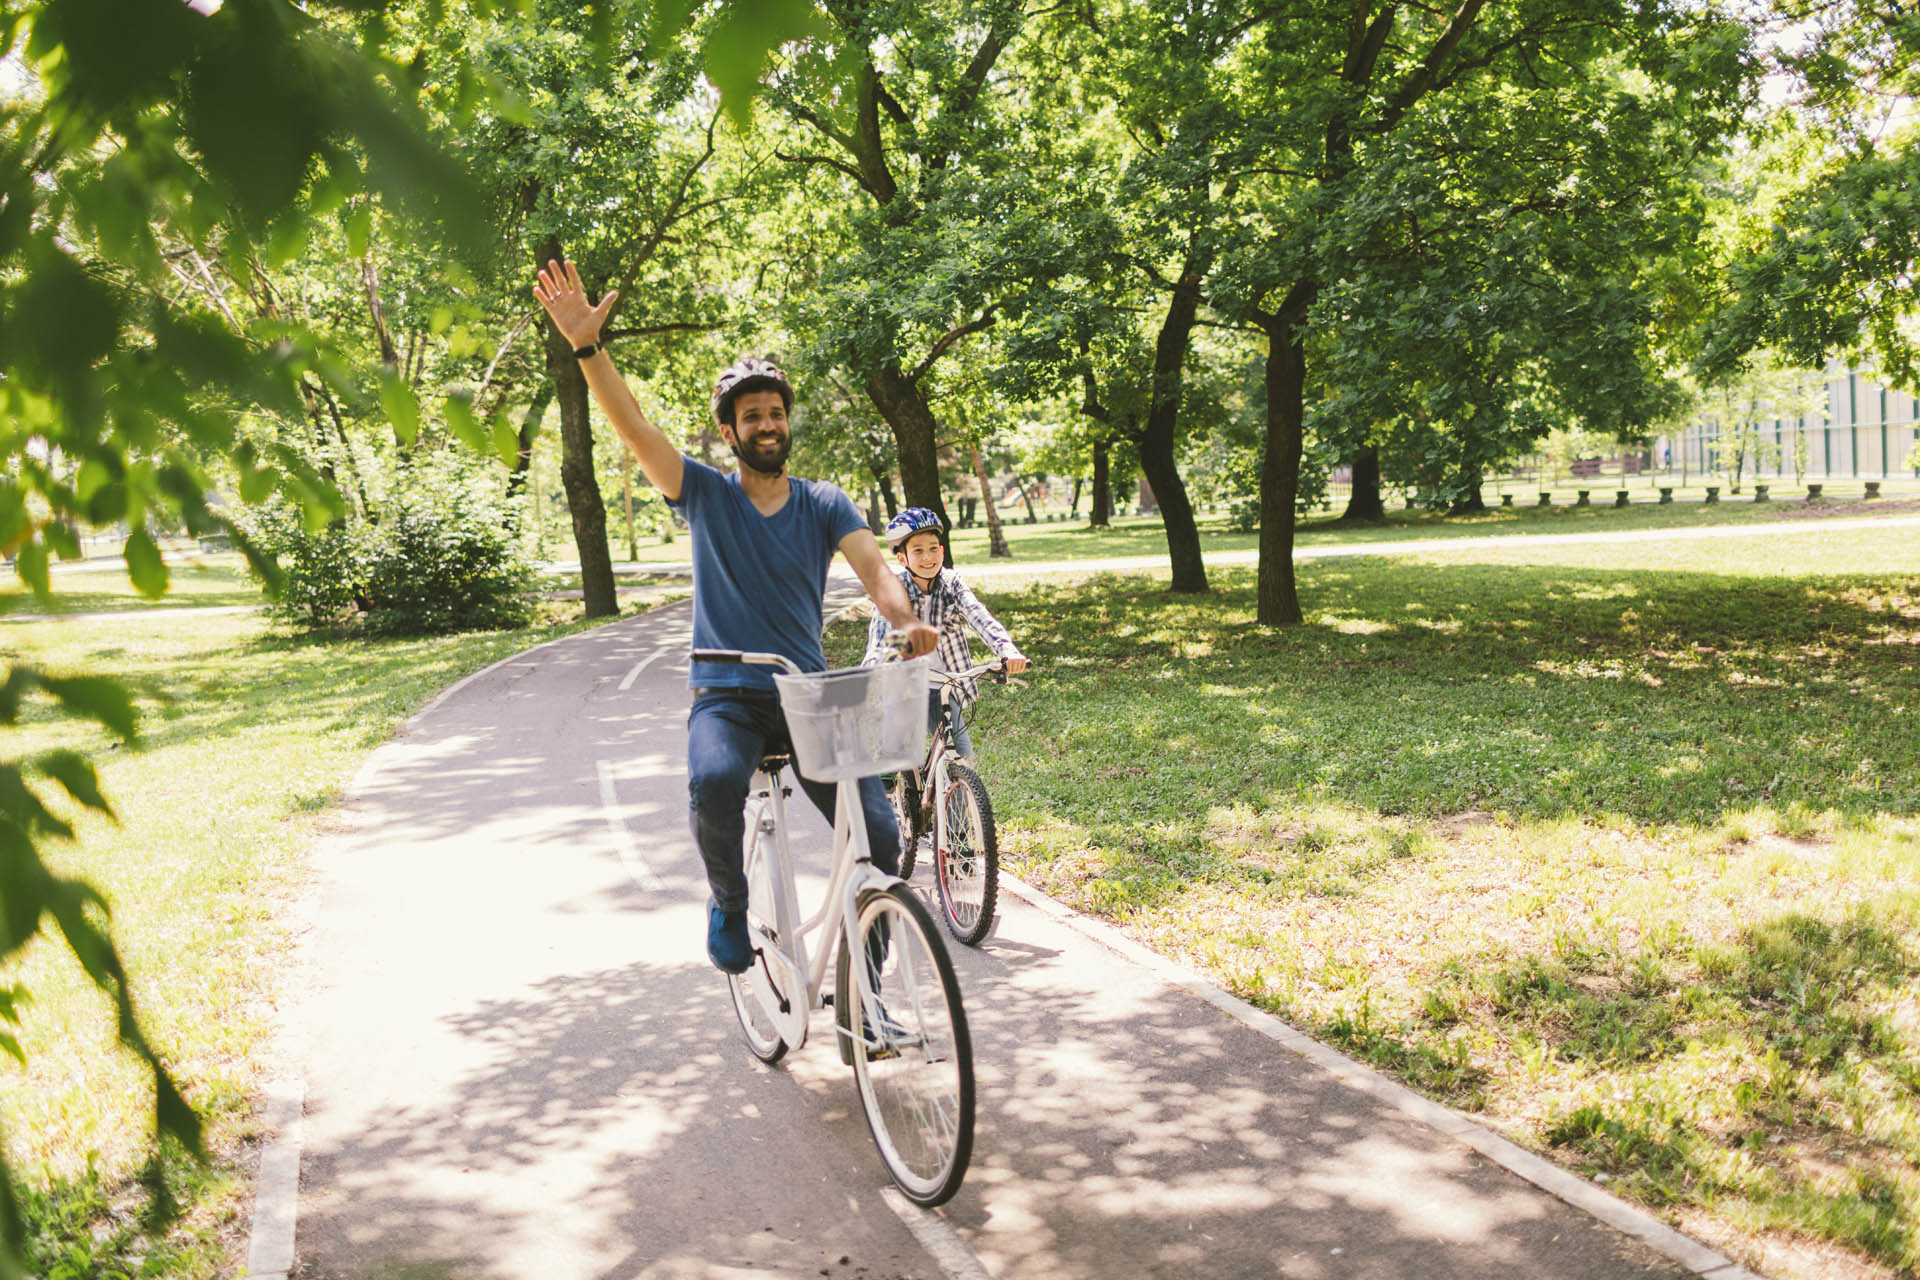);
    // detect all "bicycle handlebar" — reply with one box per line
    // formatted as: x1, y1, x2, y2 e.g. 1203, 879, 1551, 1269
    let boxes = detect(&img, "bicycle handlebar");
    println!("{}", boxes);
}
691, 648, 804, 675
930, 658, 1031, 690
693, 633, 919, 676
